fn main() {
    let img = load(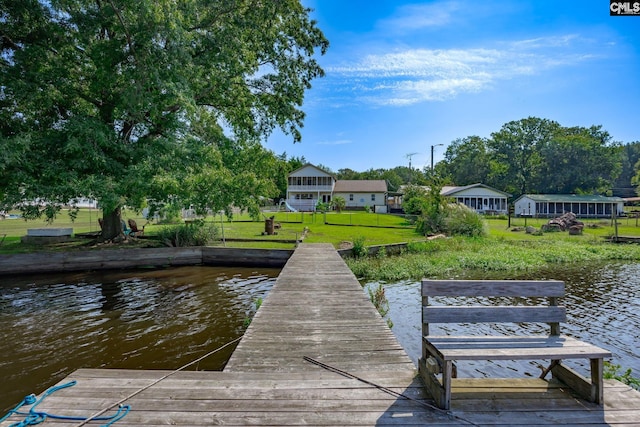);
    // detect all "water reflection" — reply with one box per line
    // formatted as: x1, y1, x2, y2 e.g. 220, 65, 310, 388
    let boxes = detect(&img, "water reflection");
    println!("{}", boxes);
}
0, 266, 278, 413
372, 261, 640, 379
